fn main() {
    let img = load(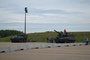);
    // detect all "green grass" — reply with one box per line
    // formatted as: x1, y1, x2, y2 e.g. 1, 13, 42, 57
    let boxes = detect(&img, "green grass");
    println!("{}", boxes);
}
0, 36, 11, 42
72, 32, 90, 42
27, 32, 57, 42
0, 32, 90, 42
